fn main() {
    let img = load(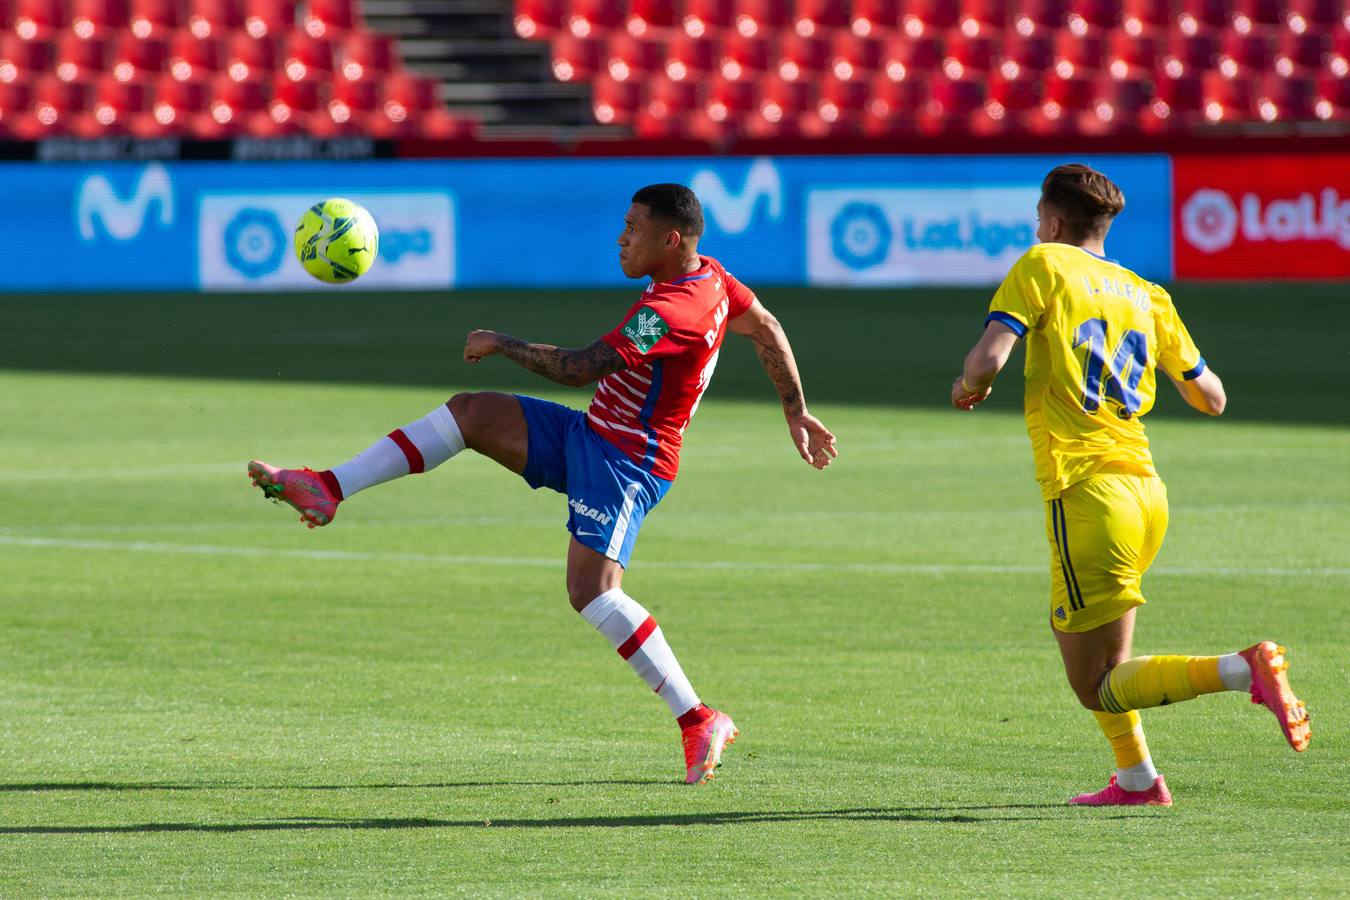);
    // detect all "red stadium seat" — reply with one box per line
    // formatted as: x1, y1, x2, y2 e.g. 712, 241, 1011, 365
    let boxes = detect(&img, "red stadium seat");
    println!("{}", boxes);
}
1, 32, 52, 83
32, 73, 88, 127
829, 33, 884, 80
795, 0, 849, 37
1052, 30, 1106, 72
1066, 0, 1121, 31
12, 0, 63, 40
1231, 0, 1286, 29
603, 31, 664, 81
553, 33, 601, 81
227, 33, 278, 82
1160, 29, 1219, 76
590, 73, 641, 123
1217, 29, 1276, 78
1286, 0, 1343, 33
777, 33, 830, 80
514, 0, 561, 39
271, 74, 319, 118
130, 72, 202, 134
682, 0, 733, 38
902, 0, 959, 37
646, 73, 700, 117
1274, 30, 1329, 76
565, 0, 622, 38
129, 0, 179, 39
960, 0, 1010, 34
998, 33, 1053, 73
282, 32, 335, 81
1201, 70, 1253, 122
719, 33, 772, 79
819, 72, 870, 111
71, 0, 128, 40
850, 0, 900, 38
987, 68, 1042, 111
53, 33, 107, 85
244, 0, 295, 39
705, 74, 756, 121
1120, 0, 1169, 35
1315, 70, 1350, 119
339, 32, 396, 81
110, 33, 167, 82
1254, 73, 1318, 121
664, 33, 716, 80
881, 34, 944, 83
197, 72, 267, 135
1175, 0, 1230, 34
1011, 0, 1067, 35
1080, 72, 1149, 132
860, 71, 927, 133
731, 0, 788, 38
624, 0, 674, 37
75, 76, 149, 135
186, 0, 242, 40
168, 33, 224, 83
757, 73, 815, 114
0, 80, 32, 127
944, 33, 998, 77
1043, 71, 1096, 110
304, 0, 358, 38
1106, 29, 1161, 78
